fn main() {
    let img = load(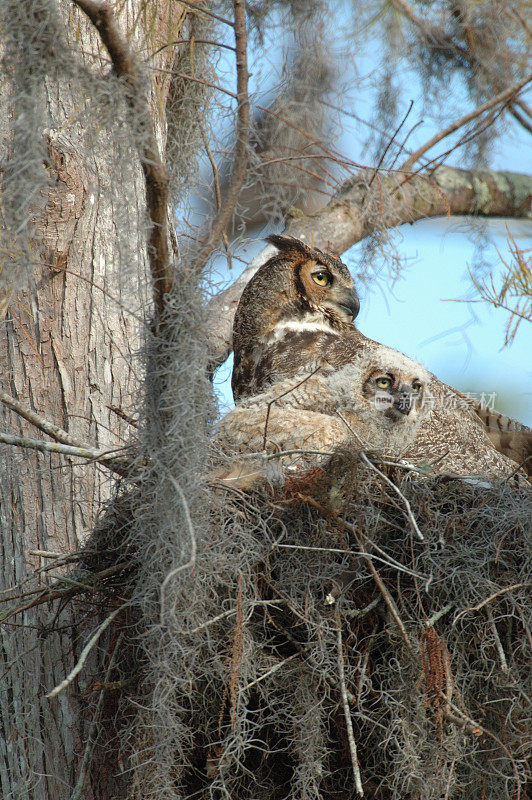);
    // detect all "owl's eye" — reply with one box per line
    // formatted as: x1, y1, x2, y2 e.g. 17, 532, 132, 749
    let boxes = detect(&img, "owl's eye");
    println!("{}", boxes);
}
375, 377, 391, 390
312, 271, 332, 287
412, 382, 422, 394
